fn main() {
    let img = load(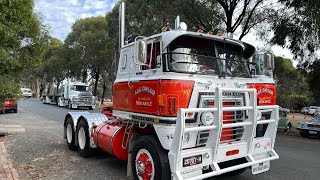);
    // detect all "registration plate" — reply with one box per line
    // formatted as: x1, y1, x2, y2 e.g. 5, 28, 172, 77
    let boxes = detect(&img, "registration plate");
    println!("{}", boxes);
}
309, 131, 317, 135
183, 155, 202, 167
252, 161, 270, 175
